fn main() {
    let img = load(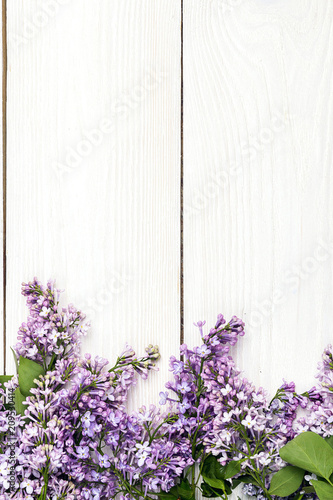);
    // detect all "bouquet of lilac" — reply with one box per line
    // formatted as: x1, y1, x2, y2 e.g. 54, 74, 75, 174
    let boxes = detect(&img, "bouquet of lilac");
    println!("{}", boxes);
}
0, 279, 333, 500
